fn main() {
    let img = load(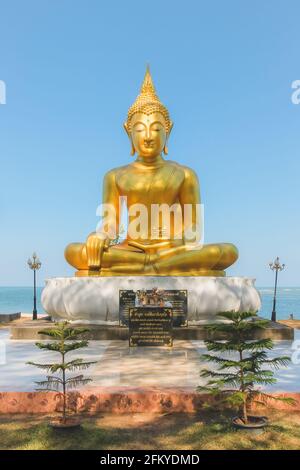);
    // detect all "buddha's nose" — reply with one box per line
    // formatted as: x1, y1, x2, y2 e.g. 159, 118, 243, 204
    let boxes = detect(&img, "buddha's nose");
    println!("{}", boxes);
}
145, 128, 153, 140
144, 138, 154, 146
